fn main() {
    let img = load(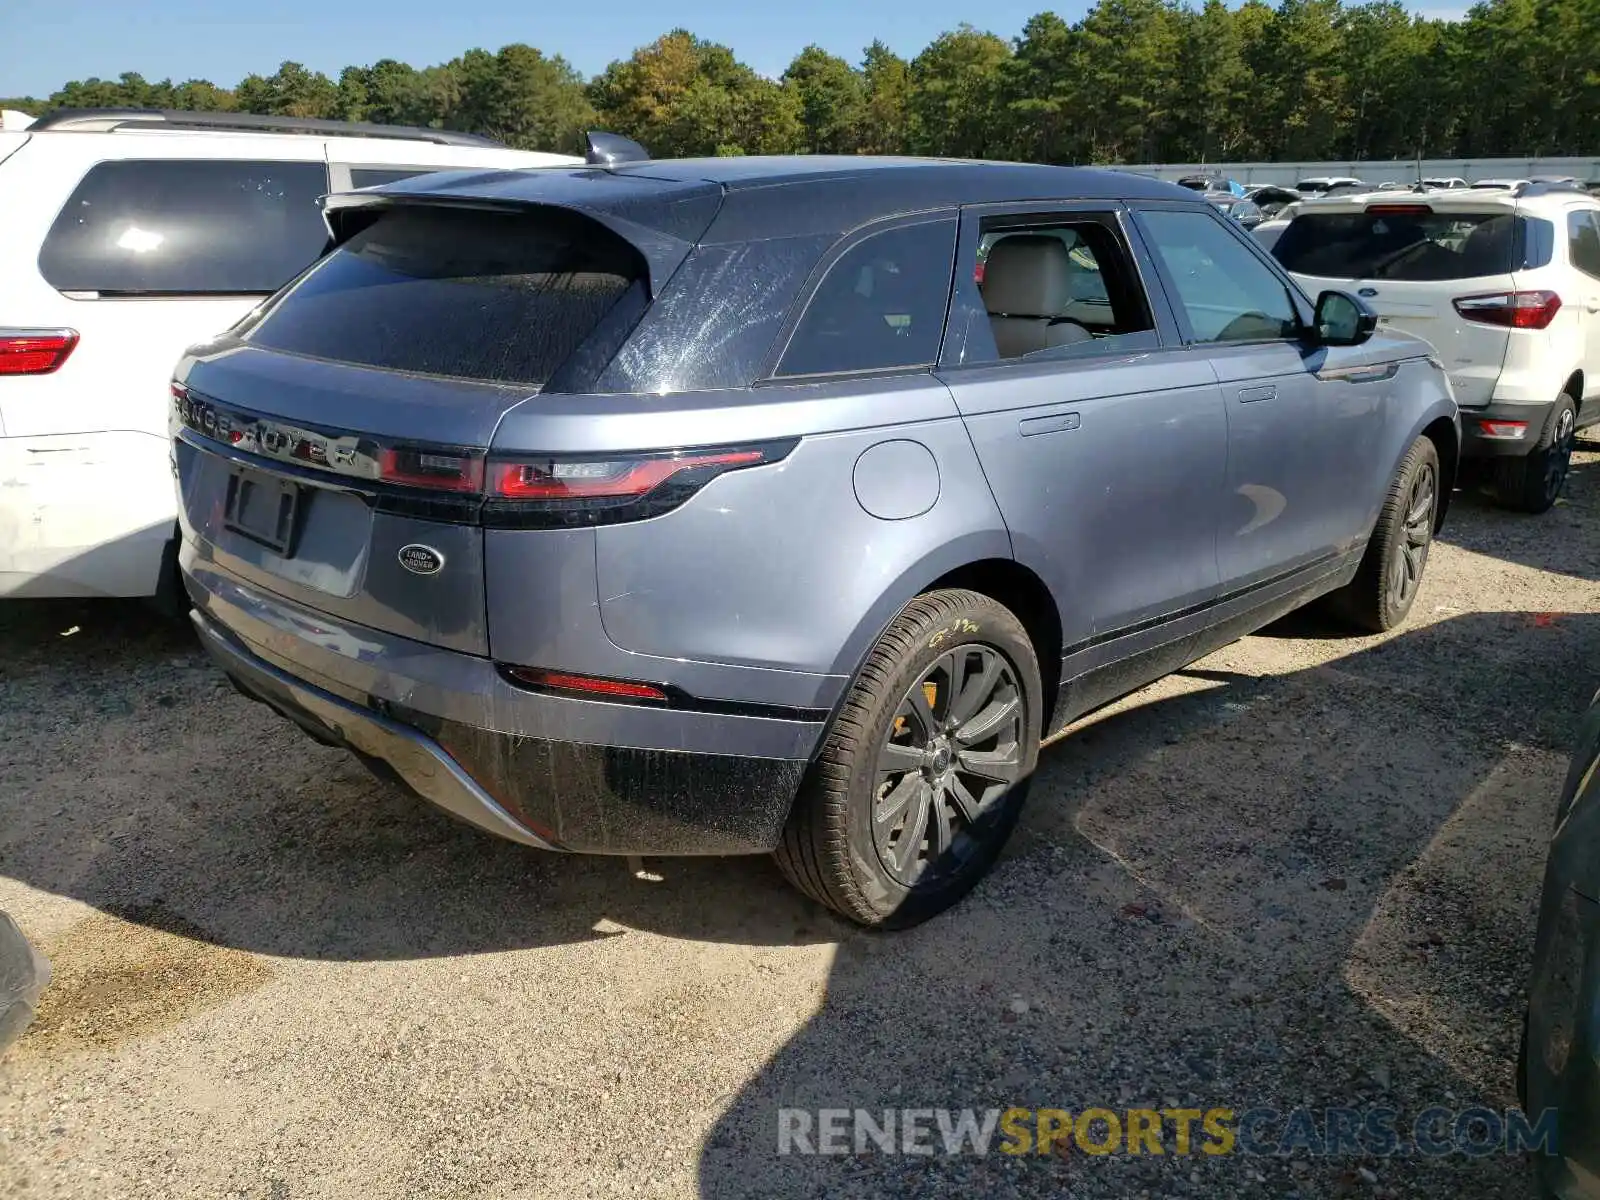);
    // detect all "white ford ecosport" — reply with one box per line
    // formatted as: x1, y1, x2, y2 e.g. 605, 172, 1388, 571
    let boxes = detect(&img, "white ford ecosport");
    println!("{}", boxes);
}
0, 108, 577, 602
1271, 184, 1600, 512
